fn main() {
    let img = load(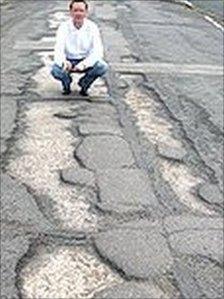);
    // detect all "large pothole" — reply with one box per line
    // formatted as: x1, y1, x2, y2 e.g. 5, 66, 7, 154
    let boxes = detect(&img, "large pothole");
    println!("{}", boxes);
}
123, 86, 215, 215
7, 101, 97, 231
20, 244, 121, 299
7, 5, 123, 298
